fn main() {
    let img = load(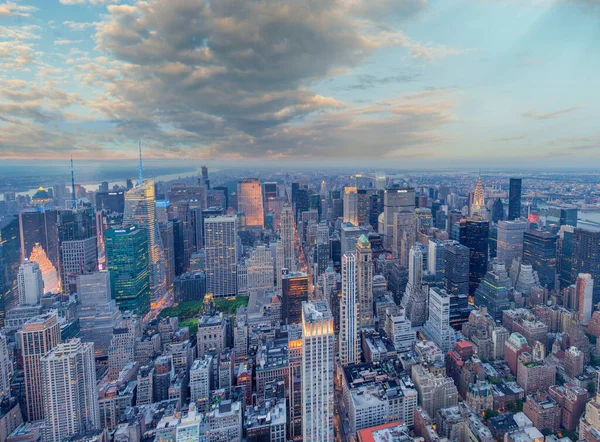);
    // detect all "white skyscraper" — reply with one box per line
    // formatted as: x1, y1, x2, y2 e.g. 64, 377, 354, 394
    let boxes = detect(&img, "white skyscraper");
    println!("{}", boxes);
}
356, 235, 374, 328
280, 204, 296, 273
383, 187, 415, 250
393, 209, 417, 266
302, 301, 335, 442
246, 245, 275, 292
402, 246, 427, 327
576, 273, 593, 325
340, 253, 360, 366
204, 215, 238, 297
17, 261, 43, 306
343, 186, 359, 226
41, 339, 100, 442
423, 287, 454, 353
0, 334, 11, 400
